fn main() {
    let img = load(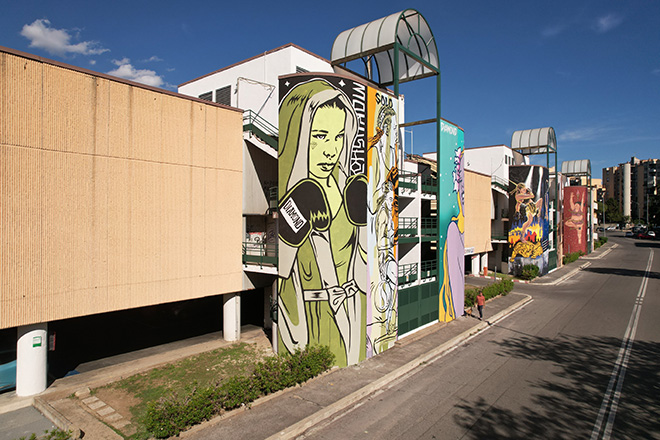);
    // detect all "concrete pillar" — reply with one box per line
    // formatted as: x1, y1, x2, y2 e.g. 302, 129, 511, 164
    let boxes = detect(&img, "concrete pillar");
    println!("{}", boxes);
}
470, 254, 480, 276
16, 323, 48, 396
481, 253, 489, 273
223, 293, 241, 342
